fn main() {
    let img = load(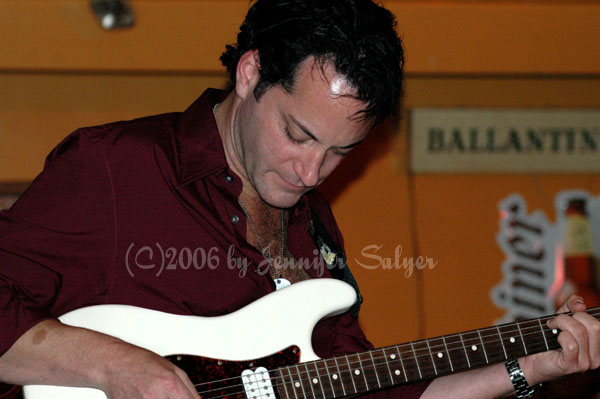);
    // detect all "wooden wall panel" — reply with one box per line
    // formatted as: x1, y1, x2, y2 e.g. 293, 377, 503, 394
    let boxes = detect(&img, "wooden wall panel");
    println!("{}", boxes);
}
0, 73, 228, 180
0, 1, 599, 74
2, 0, 600, 347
